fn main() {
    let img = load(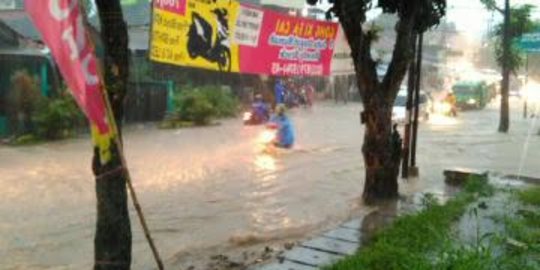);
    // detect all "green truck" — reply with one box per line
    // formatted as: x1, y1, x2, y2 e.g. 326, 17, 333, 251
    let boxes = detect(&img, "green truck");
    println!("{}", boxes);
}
452, 81, 493, 110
